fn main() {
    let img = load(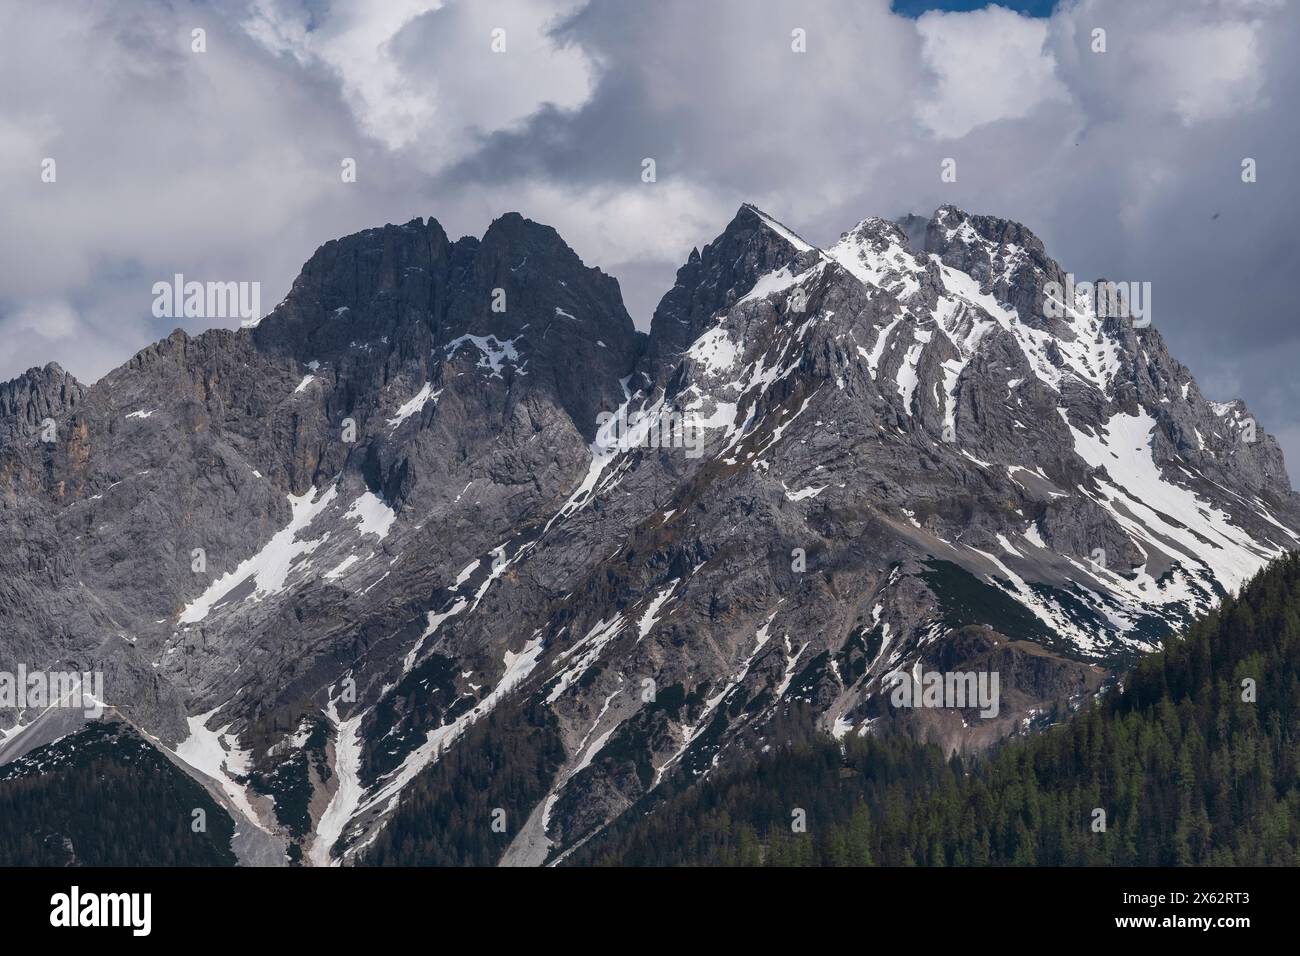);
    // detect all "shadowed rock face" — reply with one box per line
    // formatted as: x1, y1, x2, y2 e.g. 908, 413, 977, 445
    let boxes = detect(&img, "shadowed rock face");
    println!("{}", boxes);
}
2, 203, 1297, 866
645, 203, 811, 384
